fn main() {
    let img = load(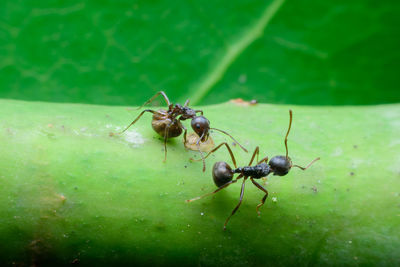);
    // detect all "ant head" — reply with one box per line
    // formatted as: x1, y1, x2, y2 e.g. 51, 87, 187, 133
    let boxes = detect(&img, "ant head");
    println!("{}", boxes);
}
191, 115, 210, 140
268, 155, 292, 176
212, 161, 234, 187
